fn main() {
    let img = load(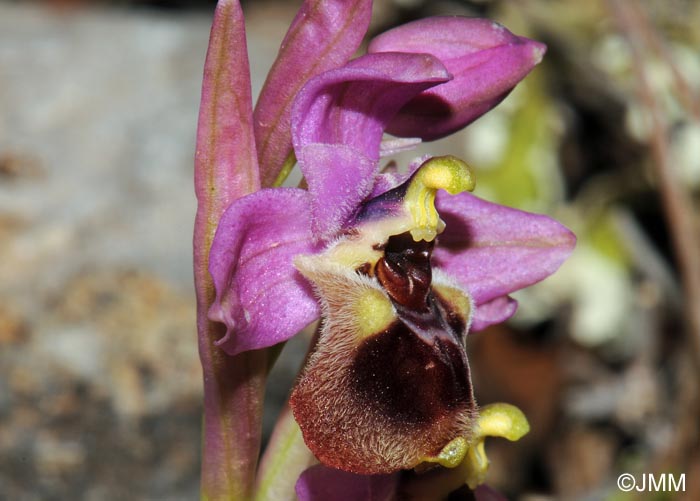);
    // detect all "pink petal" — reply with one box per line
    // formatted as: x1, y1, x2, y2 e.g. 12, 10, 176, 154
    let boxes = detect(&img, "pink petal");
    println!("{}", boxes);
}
433, 192, 575, 323
292, 52, 451, 238
254, 0, 373, 187
470, 295, 519, 332
208, 188, 321, 355
295, 464, 398, 501
369, 17, 546, 140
